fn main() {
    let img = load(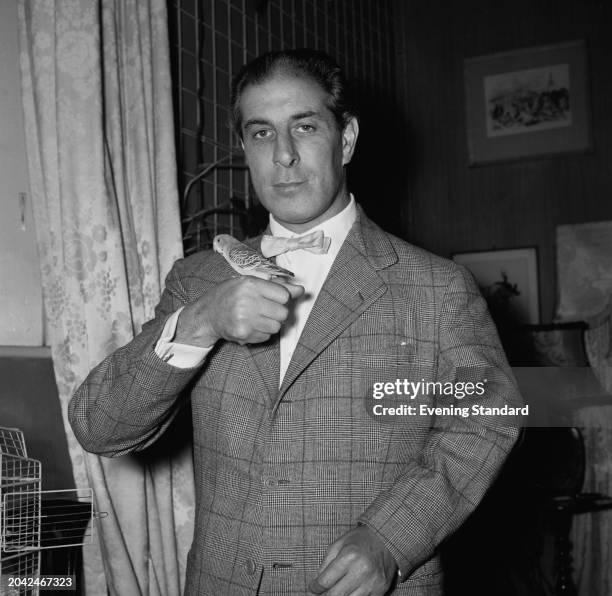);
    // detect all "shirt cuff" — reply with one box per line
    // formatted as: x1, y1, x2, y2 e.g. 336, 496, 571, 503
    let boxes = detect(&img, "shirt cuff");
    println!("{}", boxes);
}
154, 307, 211, 369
